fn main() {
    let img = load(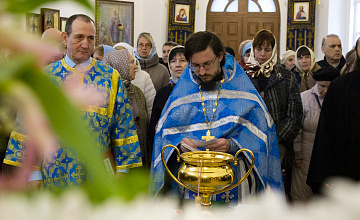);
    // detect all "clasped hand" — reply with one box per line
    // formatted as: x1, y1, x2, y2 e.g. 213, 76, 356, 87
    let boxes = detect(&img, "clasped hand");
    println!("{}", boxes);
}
180, 138, 230, 153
